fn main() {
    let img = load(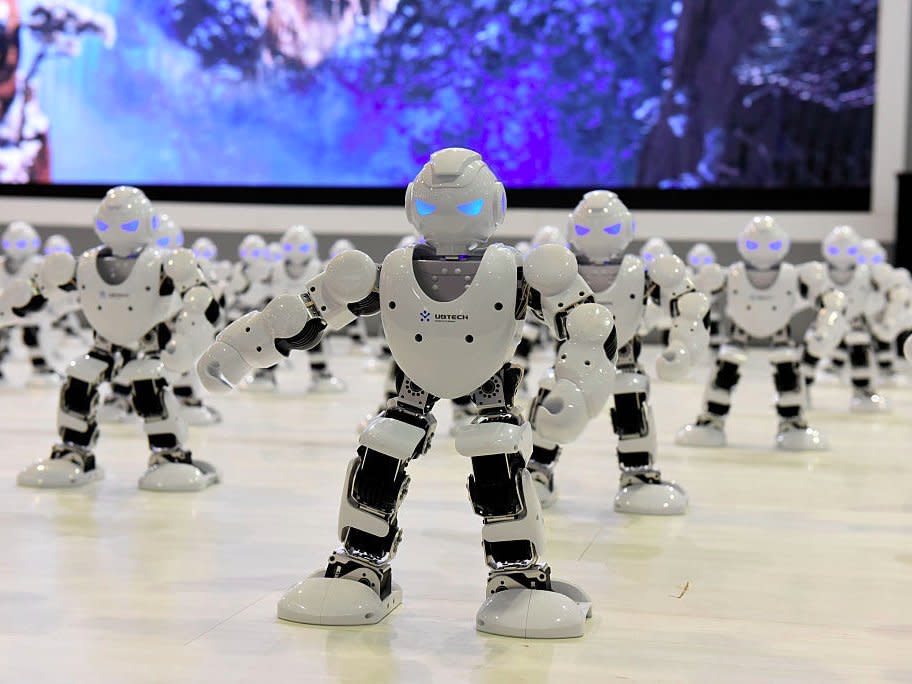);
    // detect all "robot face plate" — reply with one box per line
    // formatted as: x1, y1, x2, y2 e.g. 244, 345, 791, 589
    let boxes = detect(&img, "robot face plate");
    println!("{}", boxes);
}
238, 234, 266, 264
687, 242, 716, 270
154, 214, 185, 250
191, 237, 218, 262
857, 238, 887, 266
1, 220, 40, 260
640, 237, 672, 266
43, 234, 73, 255
821, 225, 860, 270
94, 186, 156, 254
567, 190, 634, 263
406, 148, 505, 253
281, 225, 318, 264
737, 216, 789, 269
